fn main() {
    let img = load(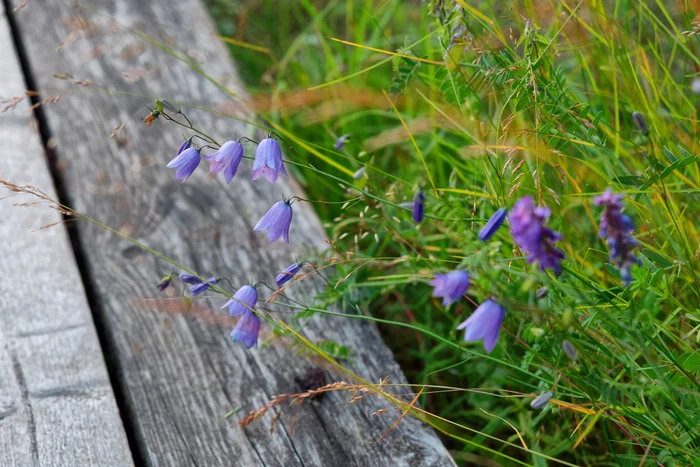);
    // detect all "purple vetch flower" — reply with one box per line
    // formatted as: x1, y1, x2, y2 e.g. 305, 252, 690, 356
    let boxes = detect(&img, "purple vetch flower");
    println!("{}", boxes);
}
456, 299, 505, 353
157, 274, 173, 291
179, 274, 217, 296
254, 200, 294, 244
334, 134, 351, 150
231, 309, 261, 348
276, 263, 302, 286
478, 207, 508, 241
167, 146, 201, 182
429, 270, 469, 306
594, 188, 641, 285
509, 196, 565, 275
252, 137, 287, 183
222, 285, 259, 316
412, 192, 425, 223
205, 140, 244, 183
